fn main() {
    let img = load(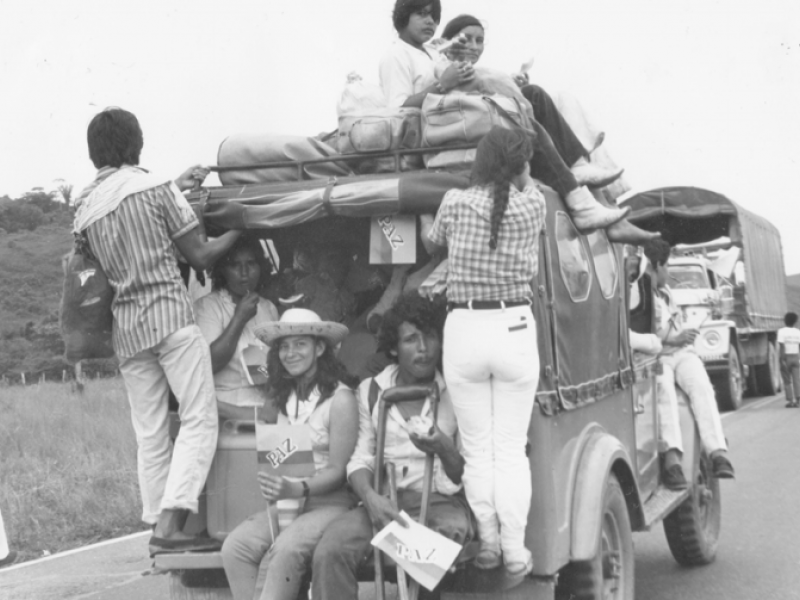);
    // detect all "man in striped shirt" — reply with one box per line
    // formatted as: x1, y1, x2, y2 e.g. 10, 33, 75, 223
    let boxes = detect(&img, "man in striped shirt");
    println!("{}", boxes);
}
77, 108, 242, 553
